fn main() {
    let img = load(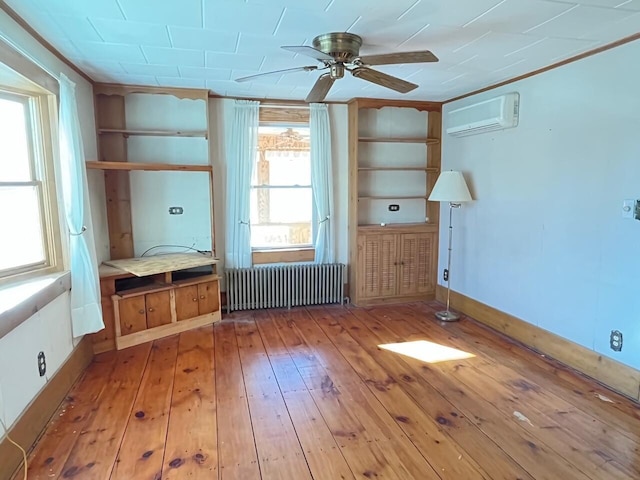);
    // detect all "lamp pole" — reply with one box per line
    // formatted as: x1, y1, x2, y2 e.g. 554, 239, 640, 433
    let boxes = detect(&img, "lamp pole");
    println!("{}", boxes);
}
437, 202, 461, 322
